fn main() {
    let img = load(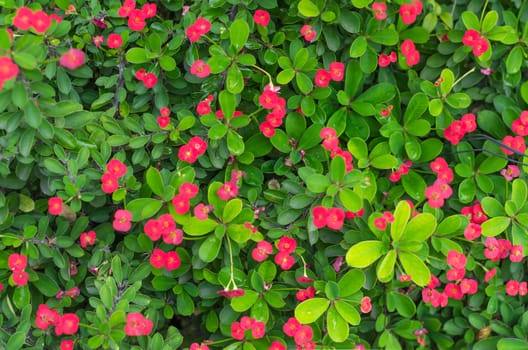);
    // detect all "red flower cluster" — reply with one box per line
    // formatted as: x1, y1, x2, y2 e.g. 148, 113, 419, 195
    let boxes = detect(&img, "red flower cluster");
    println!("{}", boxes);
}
372, 2, 387, 21
186, 18, 211, 43
113, 209, 132, 232
484, 237, 523, 262
36, 304, 79, 336
197, 95, 214, 115
216, 109, 243, 119
8, 253, 29, 286
511, 110, 528, 136
59, 48, 86, 70
389, 160, 412, 182
314, 62, 344, 87
444, 113, 477, 145
135, 68, 158, 88
48, 196, 63, 215
296, 286, 315, 301
300, 25, 316, 41
462, 29, 489, 57
118, 0, 156, 31
501, 135, 526, 155
251, 240, 273, 262
400, 39, 420, 66
425, 157, 454, 208
231, 316, 265, 340
461, 201, 487, 240
258, 85, 287, 138
312, 206, 345, 230
0, 56, 19, 90
101, 159, 127, 194
178, 136, 208, 163
345, 208, 365, 220
254, 9, 270, 26
399, 0, 423, 25
80, 231, 96, 248
283, 318, 315, 349
124, 312, 153, 336
320, 127, 354, 172
505, 280, 528, 296
13, 7, 53, 34
274, 236, 297, 270
172, 182, 199, 215
378, 51, 397, 67
150, 248, 181, 270
157, 106, 171, 128
144, 213, 183, 244
373, 211, 394, 231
